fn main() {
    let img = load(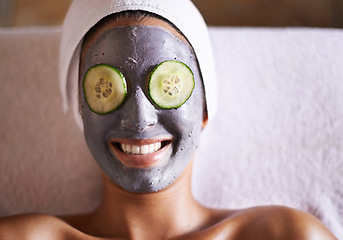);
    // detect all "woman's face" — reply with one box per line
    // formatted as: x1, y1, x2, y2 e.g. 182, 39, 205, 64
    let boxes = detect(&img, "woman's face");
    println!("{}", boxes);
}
79, 18, 205, 193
